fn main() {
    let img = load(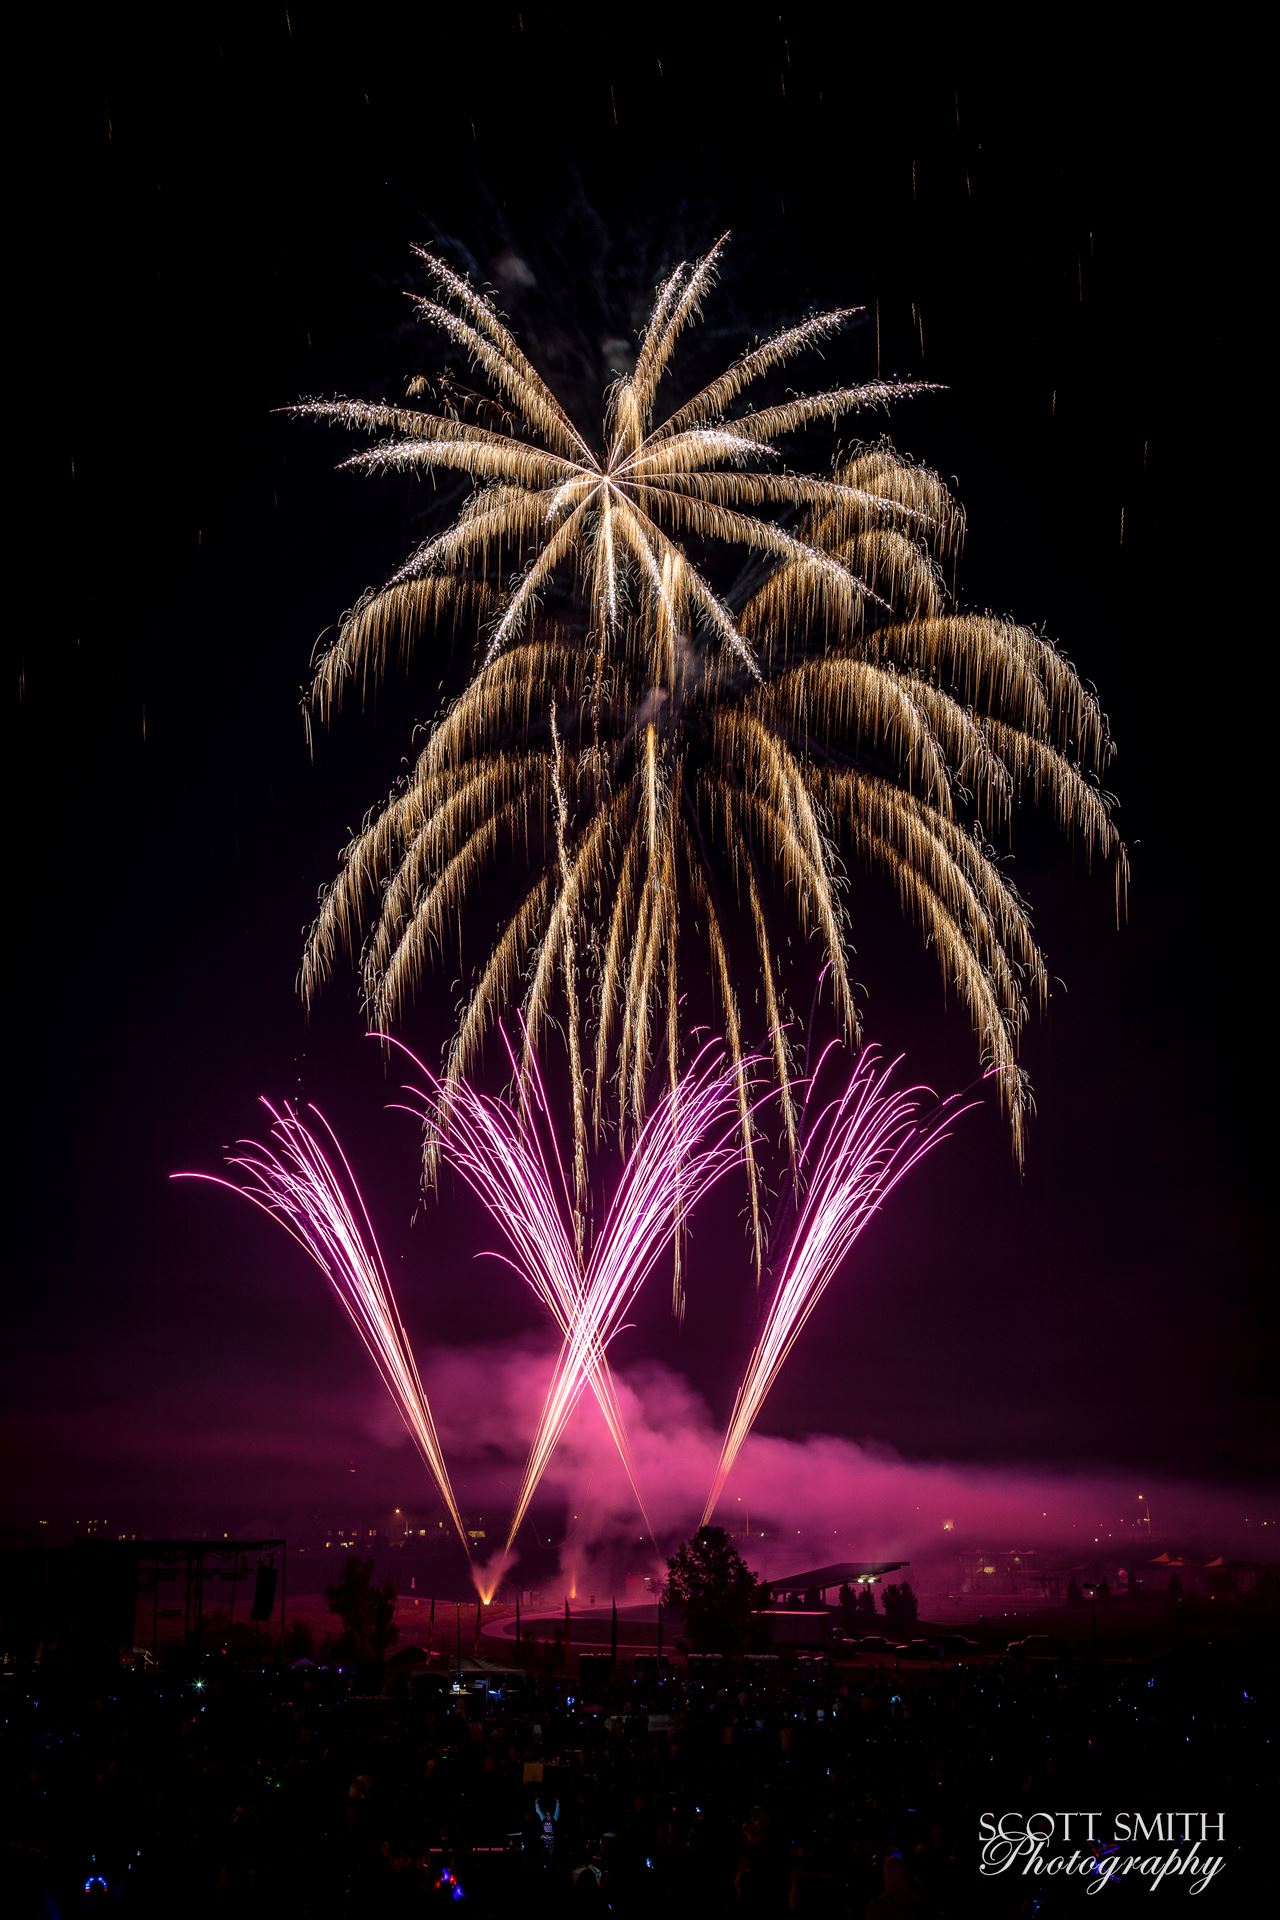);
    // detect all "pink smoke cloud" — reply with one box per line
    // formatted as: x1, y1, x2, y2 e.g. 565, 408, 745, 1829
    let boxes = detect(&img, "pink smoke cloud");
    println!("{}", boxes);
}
409, 1338, 1269, 1594
16, 1329, 1265, 1591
